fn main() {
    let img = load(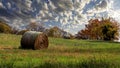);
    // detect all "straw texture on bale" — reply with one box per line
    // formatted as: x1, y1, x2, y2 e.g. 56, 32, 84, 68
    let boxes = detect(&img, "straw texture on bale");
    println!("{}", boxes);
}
21, 31, 48, 50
